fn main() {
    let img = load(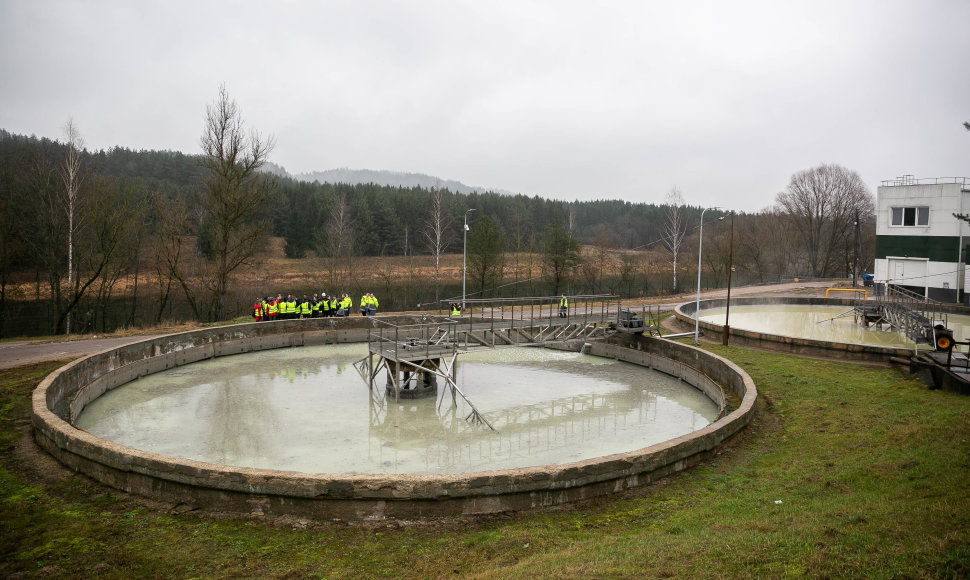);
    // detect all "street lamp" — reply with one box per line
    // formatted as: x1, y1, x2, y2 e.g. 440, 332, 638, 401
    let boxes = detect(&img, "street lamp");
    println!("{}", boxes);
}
695, 207, 722, 345
722, 211, 735, 346
462, 208, 476, 311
